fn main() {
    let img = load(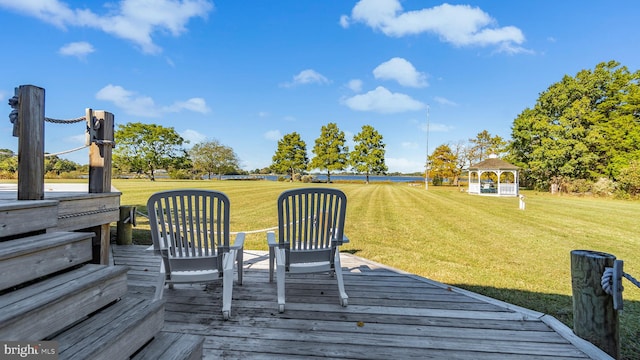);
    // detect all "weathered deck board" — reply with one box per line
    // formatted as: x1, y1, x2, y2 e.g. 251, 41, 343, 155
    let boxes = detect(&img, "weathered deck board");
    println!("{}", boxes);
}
112, 245, 611, 360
